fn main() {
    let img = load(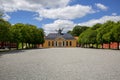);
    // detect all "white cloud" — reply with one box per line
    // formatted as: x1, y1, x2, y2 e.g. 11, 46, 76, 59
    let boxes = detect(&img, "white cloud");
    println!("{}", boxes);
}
43, 15, 120, 35
38, 5, 94, 20
0, 0, 95, 20
34, 15, 43, 21
43, 20, 75, 35
27, 0, 70, 8
0, 0, 41, 12
0, 0, 70, 12
3, 13, 11, 21
112, 13, 117, 16
78, 15, 120, 26
95, 3, 108, 11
